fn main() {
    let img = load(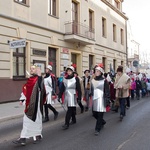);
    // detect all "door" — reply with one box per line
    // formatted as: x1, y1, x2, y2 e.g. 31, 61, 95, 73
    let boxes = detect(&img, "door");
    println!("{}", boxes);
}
49, 47, 56, 75
71, 53, 77, 71
72, 1, 78, 34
